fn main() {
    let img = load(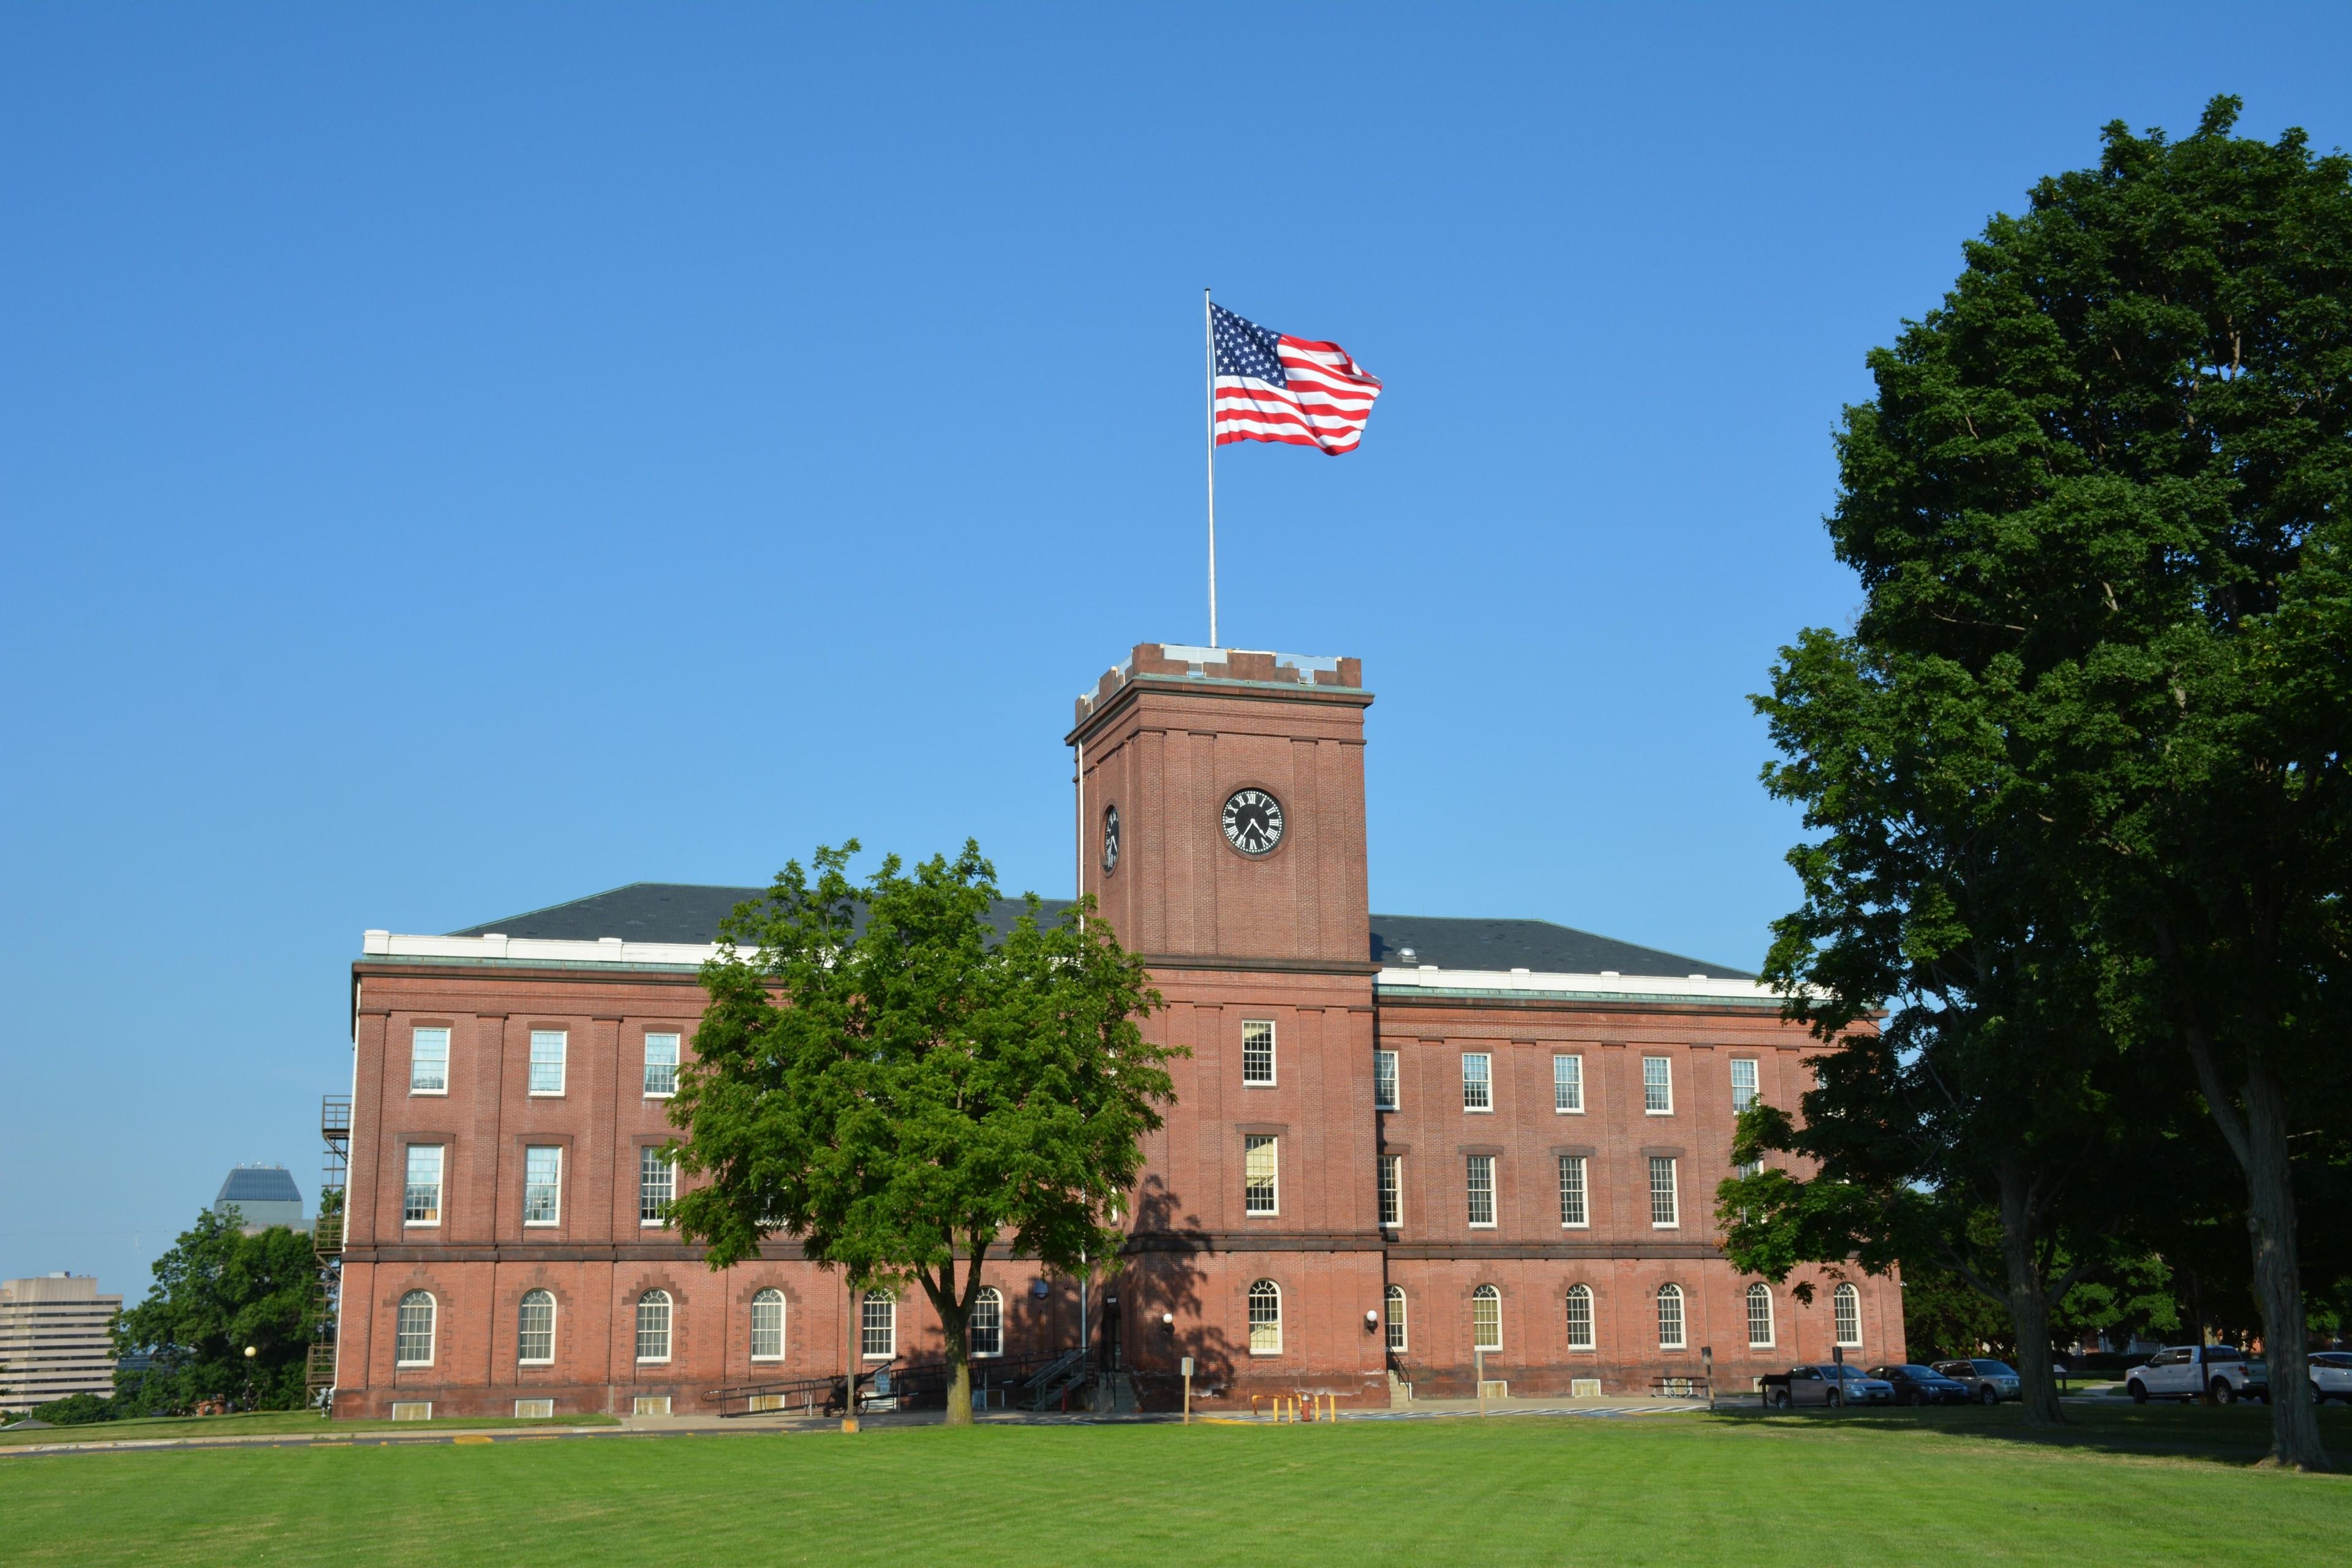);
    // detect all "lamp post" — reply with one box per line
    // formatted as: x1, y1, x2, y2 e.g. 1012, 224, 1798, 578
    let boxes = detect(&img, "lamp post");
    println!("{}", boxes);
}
242, 1344, 257, 1413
